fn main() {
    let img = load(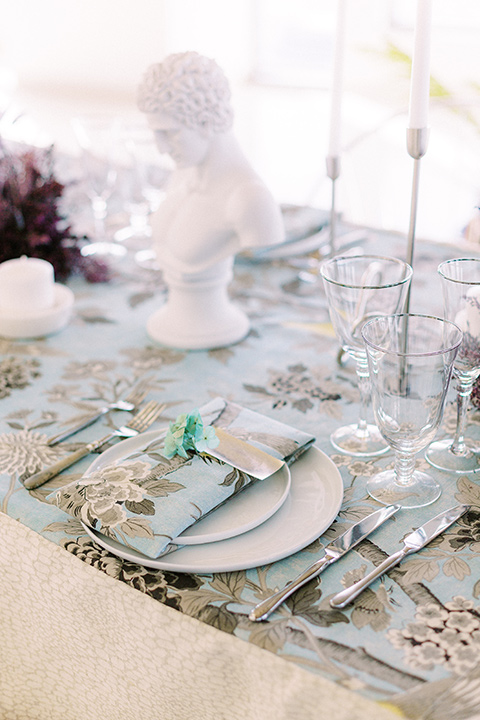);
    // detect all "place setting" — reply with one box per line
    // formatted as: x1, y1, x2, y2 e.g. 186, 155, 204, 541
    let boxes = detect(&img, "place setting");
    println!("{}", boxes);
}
23, 395, 344, 574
